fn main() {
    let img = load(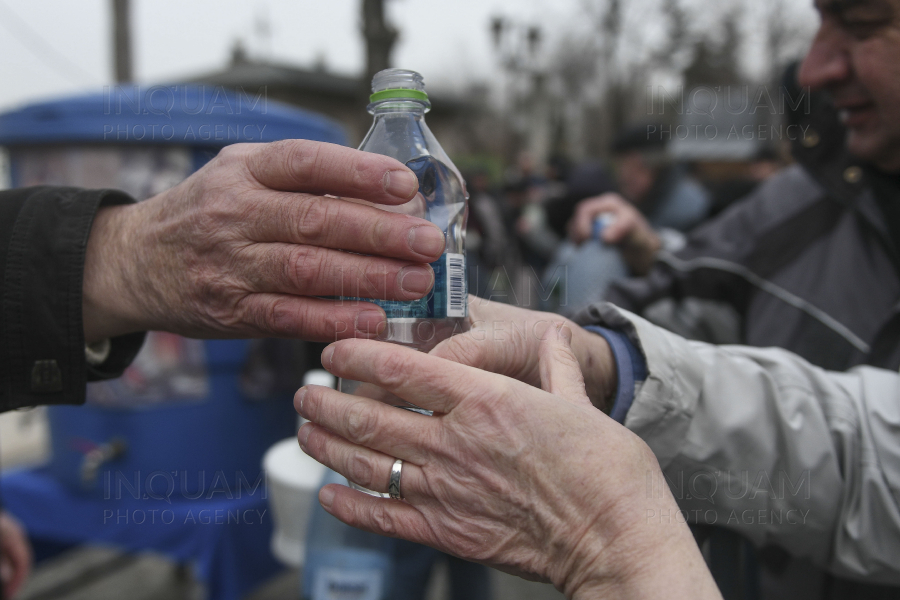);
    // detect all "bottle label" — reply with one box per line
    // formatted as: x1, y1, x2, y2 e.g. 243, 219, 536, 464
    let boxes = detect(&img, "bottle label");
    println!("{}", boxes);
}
312, 567, 384, 600
366, 252, 467, 319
